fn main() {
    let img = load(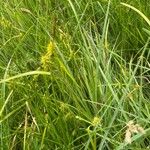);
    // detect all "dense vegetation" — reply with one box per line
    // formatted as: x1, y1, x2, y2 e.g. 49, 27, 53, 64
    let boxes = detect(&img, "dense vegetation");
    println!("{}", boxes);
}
0, 0, 150, 149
